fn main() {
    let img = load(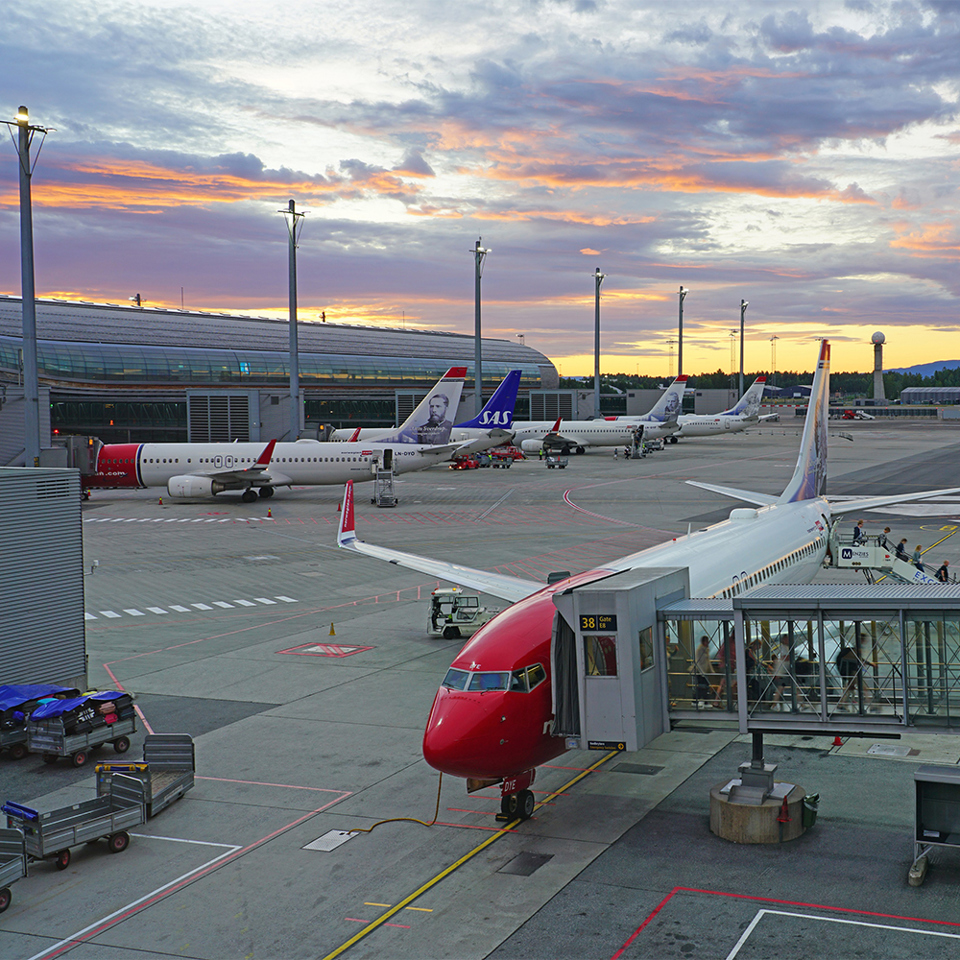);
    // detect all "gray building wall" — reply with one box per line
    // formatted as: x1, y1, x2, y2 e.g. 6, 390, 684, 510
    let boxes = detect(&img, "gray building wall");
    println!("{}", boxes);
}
0, 467, 87, 689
